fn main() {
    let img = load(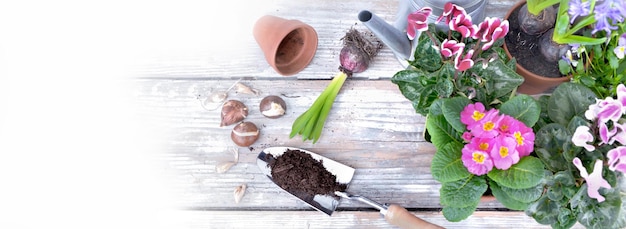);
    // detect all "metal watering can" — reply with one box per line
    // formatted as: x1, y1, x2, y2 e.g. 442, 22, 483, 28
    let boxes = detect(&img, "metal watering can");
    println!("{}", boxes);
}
358, 0, 487, 64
